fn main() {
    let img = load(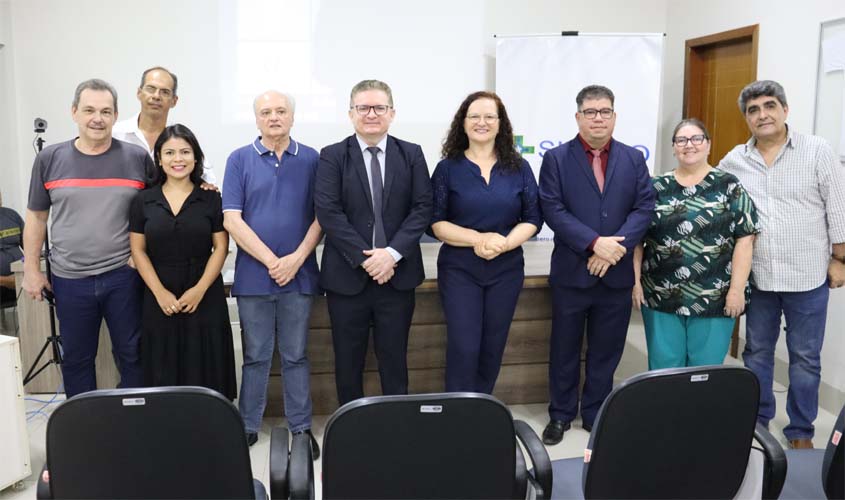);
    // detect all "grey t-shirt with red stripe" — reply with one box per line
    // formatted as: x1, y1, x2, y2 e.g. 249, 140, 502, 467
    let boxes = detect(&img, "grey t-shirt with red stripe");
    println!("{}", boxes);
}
27, 139, 155, 278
